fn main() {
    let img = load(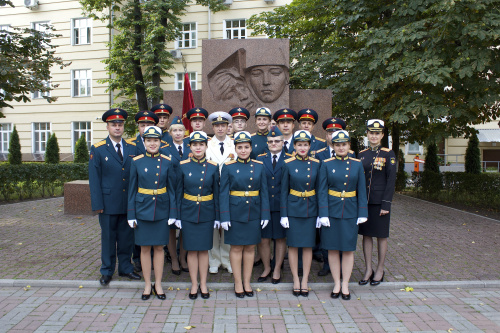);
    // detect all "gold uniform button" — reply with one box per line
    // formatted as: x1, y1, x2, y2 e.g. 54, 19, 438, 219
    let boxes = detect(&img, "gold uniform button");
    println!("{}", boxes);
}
250, 170, 254, 173
122, 168, 125, 171
196, 202, 199, 205
345, 175, 348, 177
341, 198, 344, 201
307, 168, 310, 171
246, 201, 249, 204
123, 178, 125, 181
272, 195, 274, 197
272, 177, 275, 180
155, 181, 158, 184
346, 168, 349, 170
307, 175, 310, 178
158, 159, 160, 162
250, 178, 253, 180
248, 185, 251, 188
308, 162, 310, 164
199, 186, 202, 189
157, 166, 159, 168
152, 197, 156, 200
272, 186, 274, 189
156, 173, 159, 176
202, 171, 205, 174
306, 183, 309, 186
123, 189, 125, 192
344, 183, 347, 185
200, 178, 203, 181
